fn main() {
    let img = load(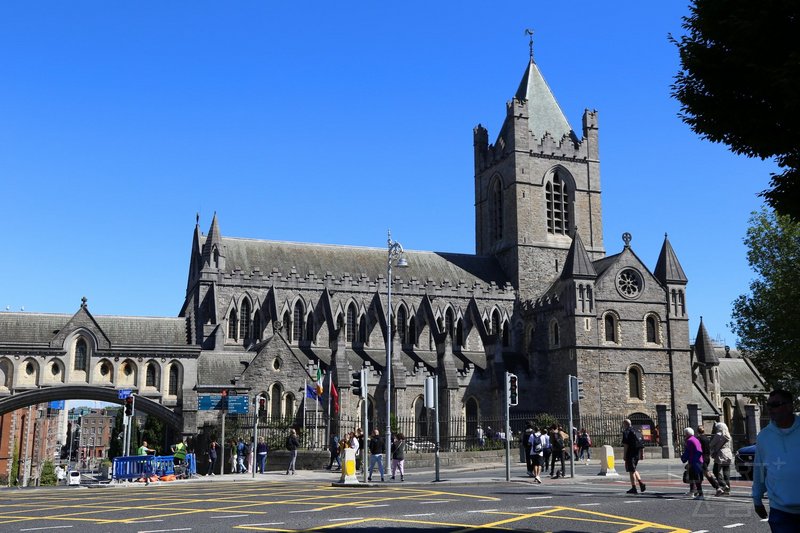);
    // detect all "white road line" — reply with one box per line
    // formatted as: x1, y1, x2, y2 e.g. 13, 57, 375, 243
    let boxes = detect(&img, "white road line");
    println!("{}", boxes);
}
289, 509, 321, 514
210, 514, 250, 519
356, 504, 389, 509
419, 500, 454, 505
624, 500, 642, 503
690, 530, 709, 533
723, 524, 745, 529
137, 529, 191, 533
20, 526, 72, 531
578, 503, 601, 507
525, 496, 553, 500
467, 509, 498, 513
527, 506, 551, 509
403, 513, 434, 517
237, 523, 285, 527
329, 517, 364, 522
